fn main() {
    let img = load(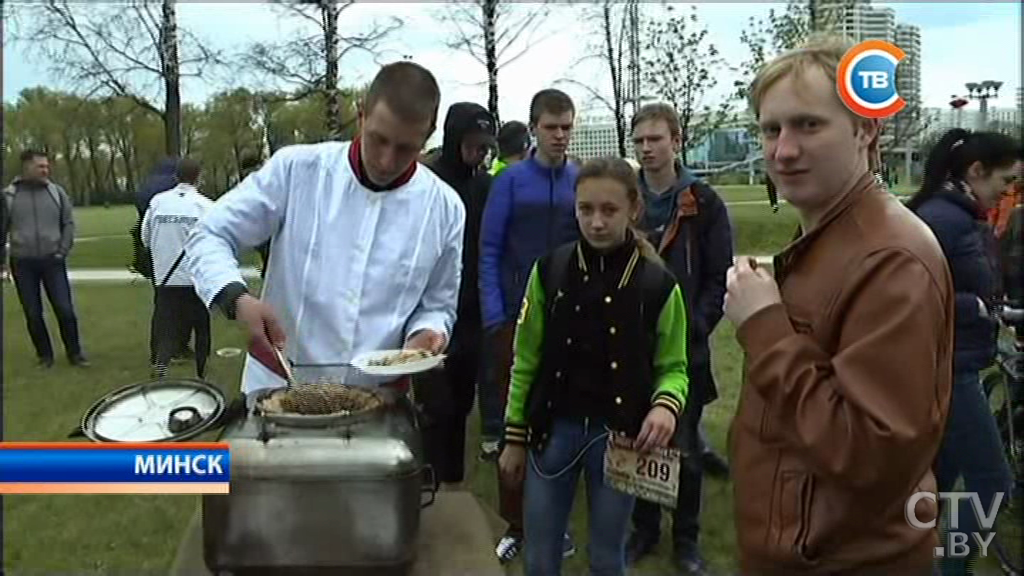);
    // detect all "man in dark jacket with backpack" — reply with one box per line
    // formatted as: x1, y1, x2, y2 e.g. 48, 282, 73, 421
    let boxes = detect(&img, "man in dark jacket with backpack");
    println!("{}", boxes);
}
417, 102, 497, 487
627, 103, 734, 576
132, 156, 196, 368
